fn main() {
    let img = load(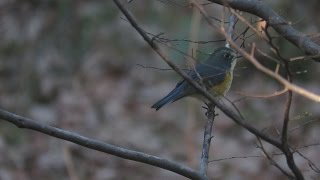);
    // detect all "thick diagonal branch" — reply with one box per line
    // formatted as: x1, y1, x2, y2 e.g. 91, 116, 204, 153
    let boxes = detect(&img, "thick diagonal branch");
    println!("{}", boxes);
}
0, 109, 203, 180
